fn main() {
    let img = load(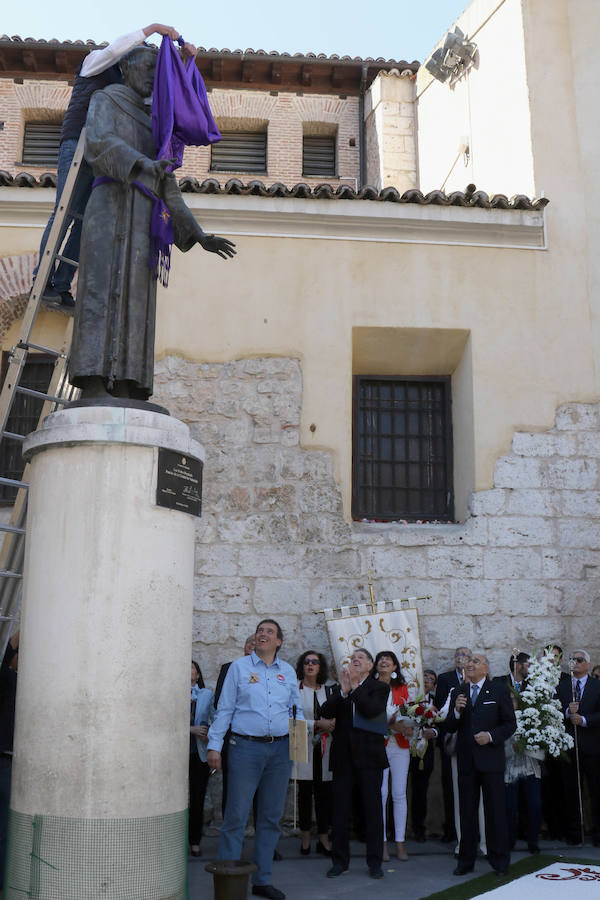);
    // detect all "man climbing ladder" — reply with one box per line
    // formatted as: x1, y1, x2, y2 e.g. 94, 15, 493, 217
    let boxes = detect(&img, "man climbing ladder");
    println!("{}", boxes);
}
33, 23, 195, 310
